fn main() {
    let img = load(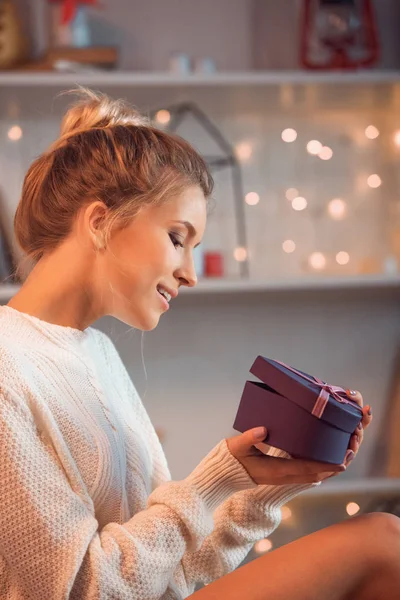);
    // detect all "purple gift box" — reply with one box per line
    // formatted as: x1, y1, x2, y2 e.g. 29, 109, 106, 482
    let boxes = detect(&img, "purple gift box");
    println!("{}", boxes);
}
233, 356, 364, 465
